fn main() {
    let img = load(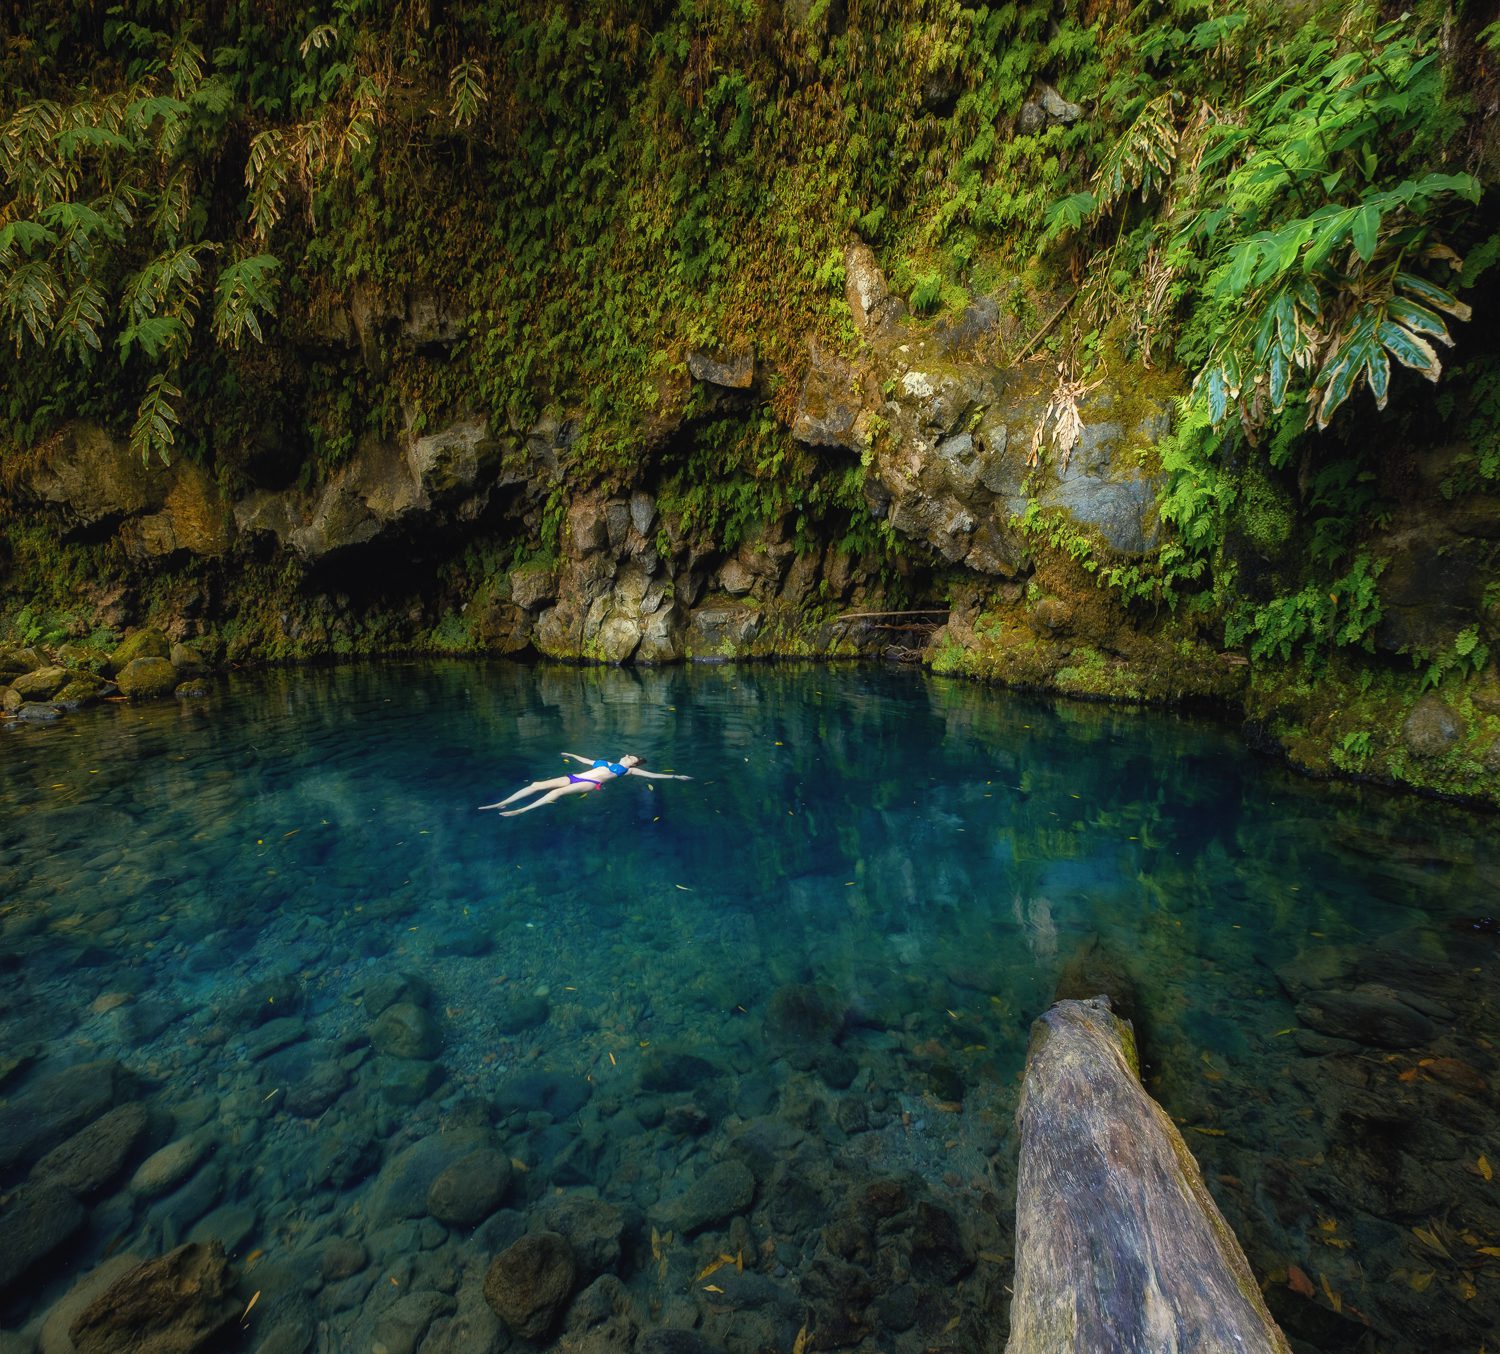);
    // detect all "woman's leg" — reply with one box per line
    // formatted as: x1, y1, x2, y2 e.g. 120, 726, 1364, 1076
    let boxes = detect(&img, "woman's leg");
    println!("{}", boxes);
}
479, 775, 572, 810
497, 782, 596, 816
